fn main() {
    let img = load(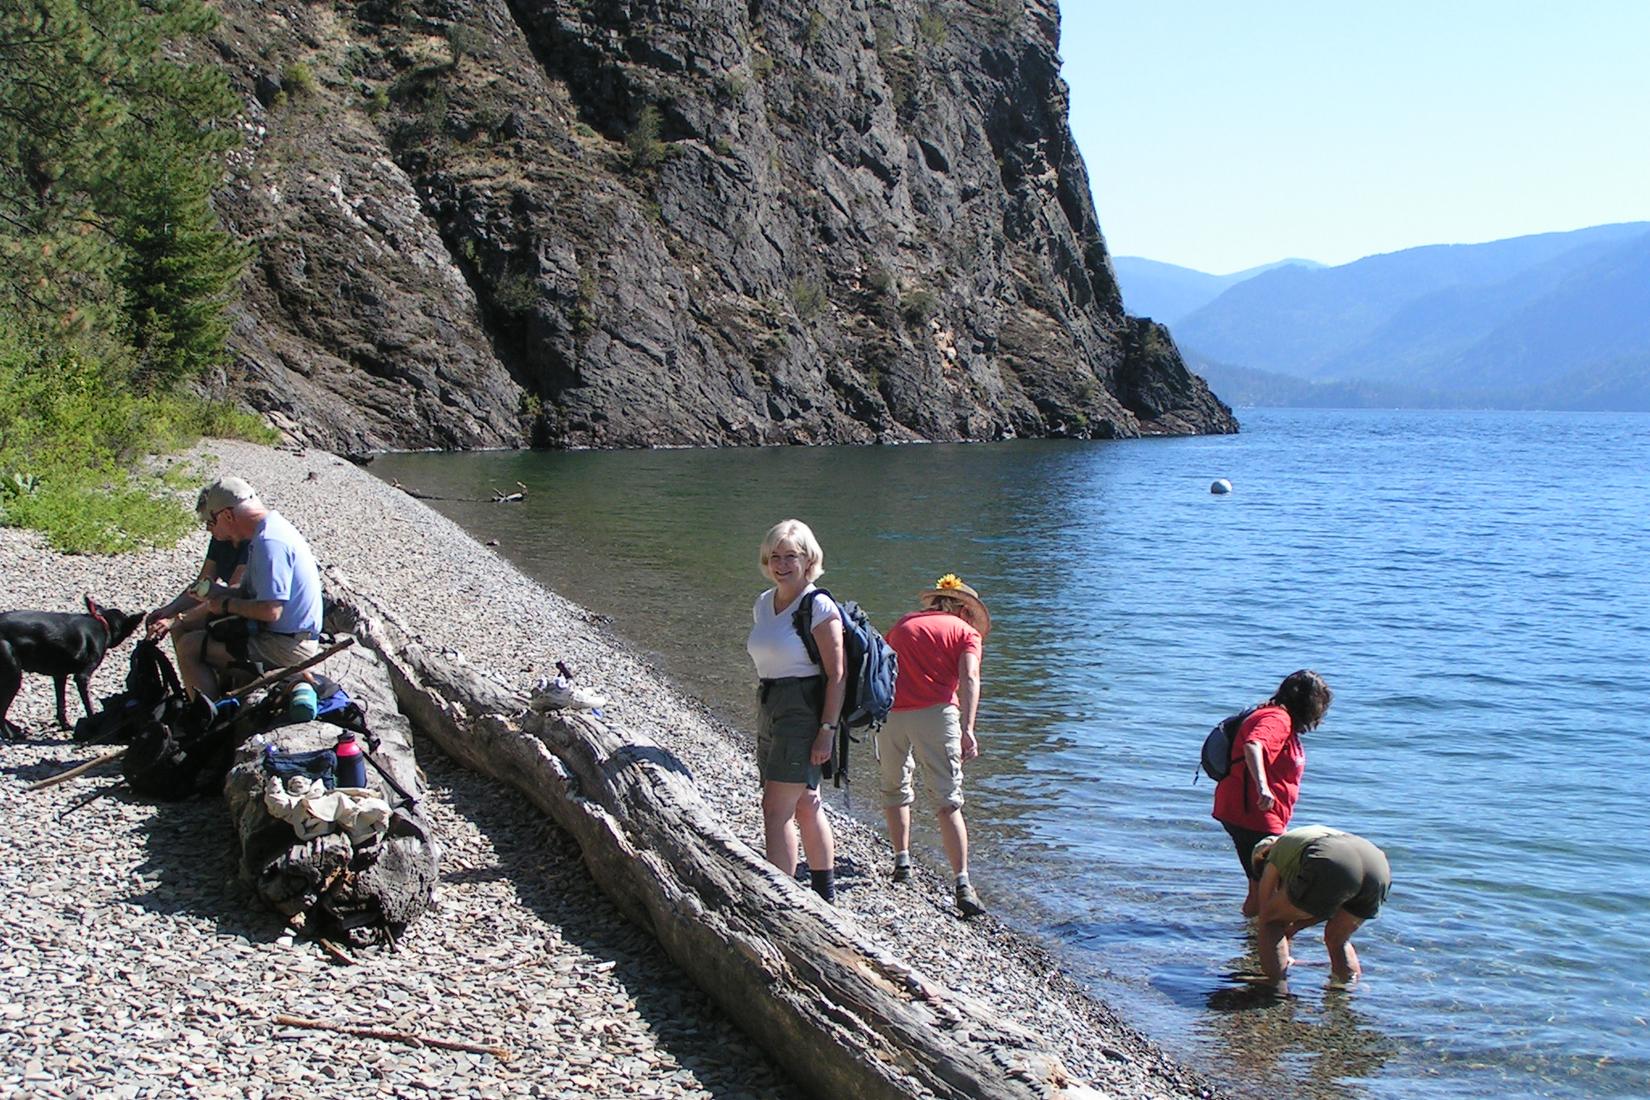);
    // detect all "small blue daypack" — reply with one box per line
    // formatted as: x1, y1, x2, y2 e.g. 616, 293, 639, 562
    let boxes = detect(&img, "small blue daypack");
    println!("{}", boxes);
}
792, 588, 899, 731
1197, 706, 1257, 783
